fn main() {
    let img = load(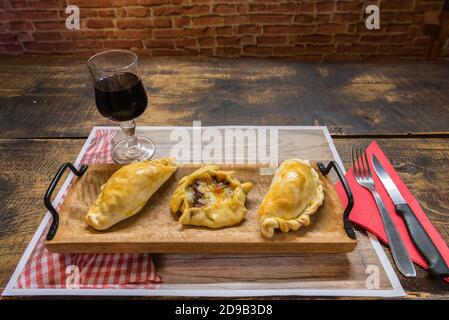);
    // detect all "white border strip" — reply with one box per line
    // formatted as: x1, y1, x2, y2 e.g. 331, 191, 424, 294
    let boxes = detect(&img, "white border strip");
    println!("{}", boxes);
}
2, 126, 404, 297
